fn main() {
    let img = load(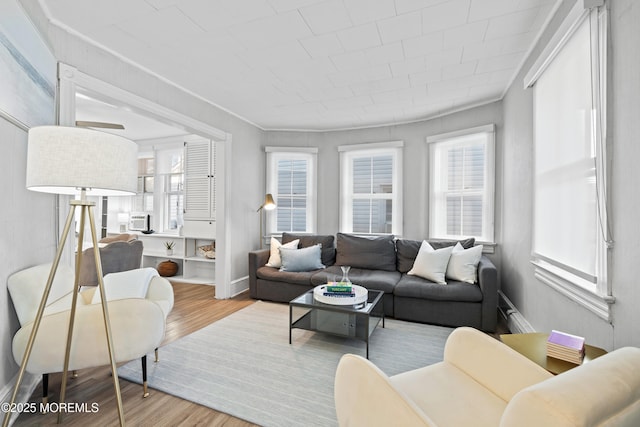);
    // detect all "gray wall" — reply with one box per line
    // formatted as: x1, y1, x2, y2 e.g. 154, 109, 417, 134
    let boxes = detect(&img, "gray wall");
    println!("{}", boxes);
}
501, 0, 640, 350
265, 101, 503, 252
0, 116, 57, 395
